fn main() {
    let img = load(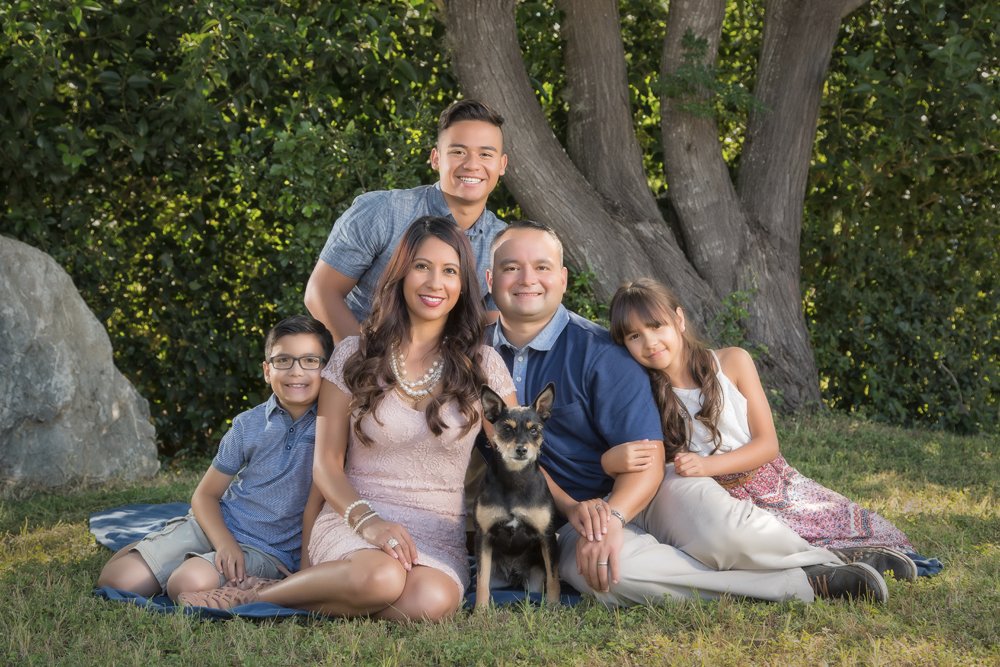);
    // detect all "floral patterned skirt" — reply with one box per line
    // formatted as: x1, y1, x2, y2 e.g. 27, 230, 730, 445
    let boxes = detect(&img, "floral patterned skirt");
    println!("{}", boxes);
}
714, 454, 913, 550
